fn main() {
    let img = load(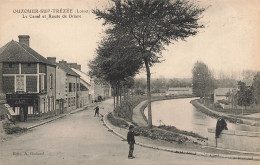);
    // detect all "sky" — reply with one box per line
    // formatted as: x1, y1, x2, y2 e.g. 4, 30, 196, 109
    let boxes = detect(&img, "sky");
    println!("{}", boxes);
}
0, 0, 259, 79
